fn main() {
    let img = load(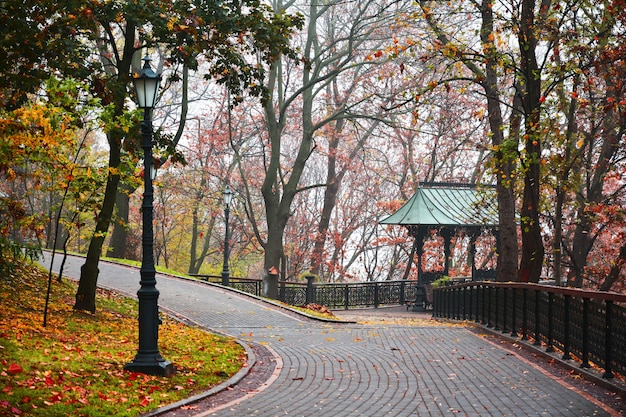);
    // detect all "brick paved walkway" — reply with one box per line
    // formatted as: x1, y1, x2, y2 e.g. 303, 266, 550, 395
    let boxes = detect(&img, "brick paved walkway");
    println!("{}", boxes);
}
45, 254, 620, 417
